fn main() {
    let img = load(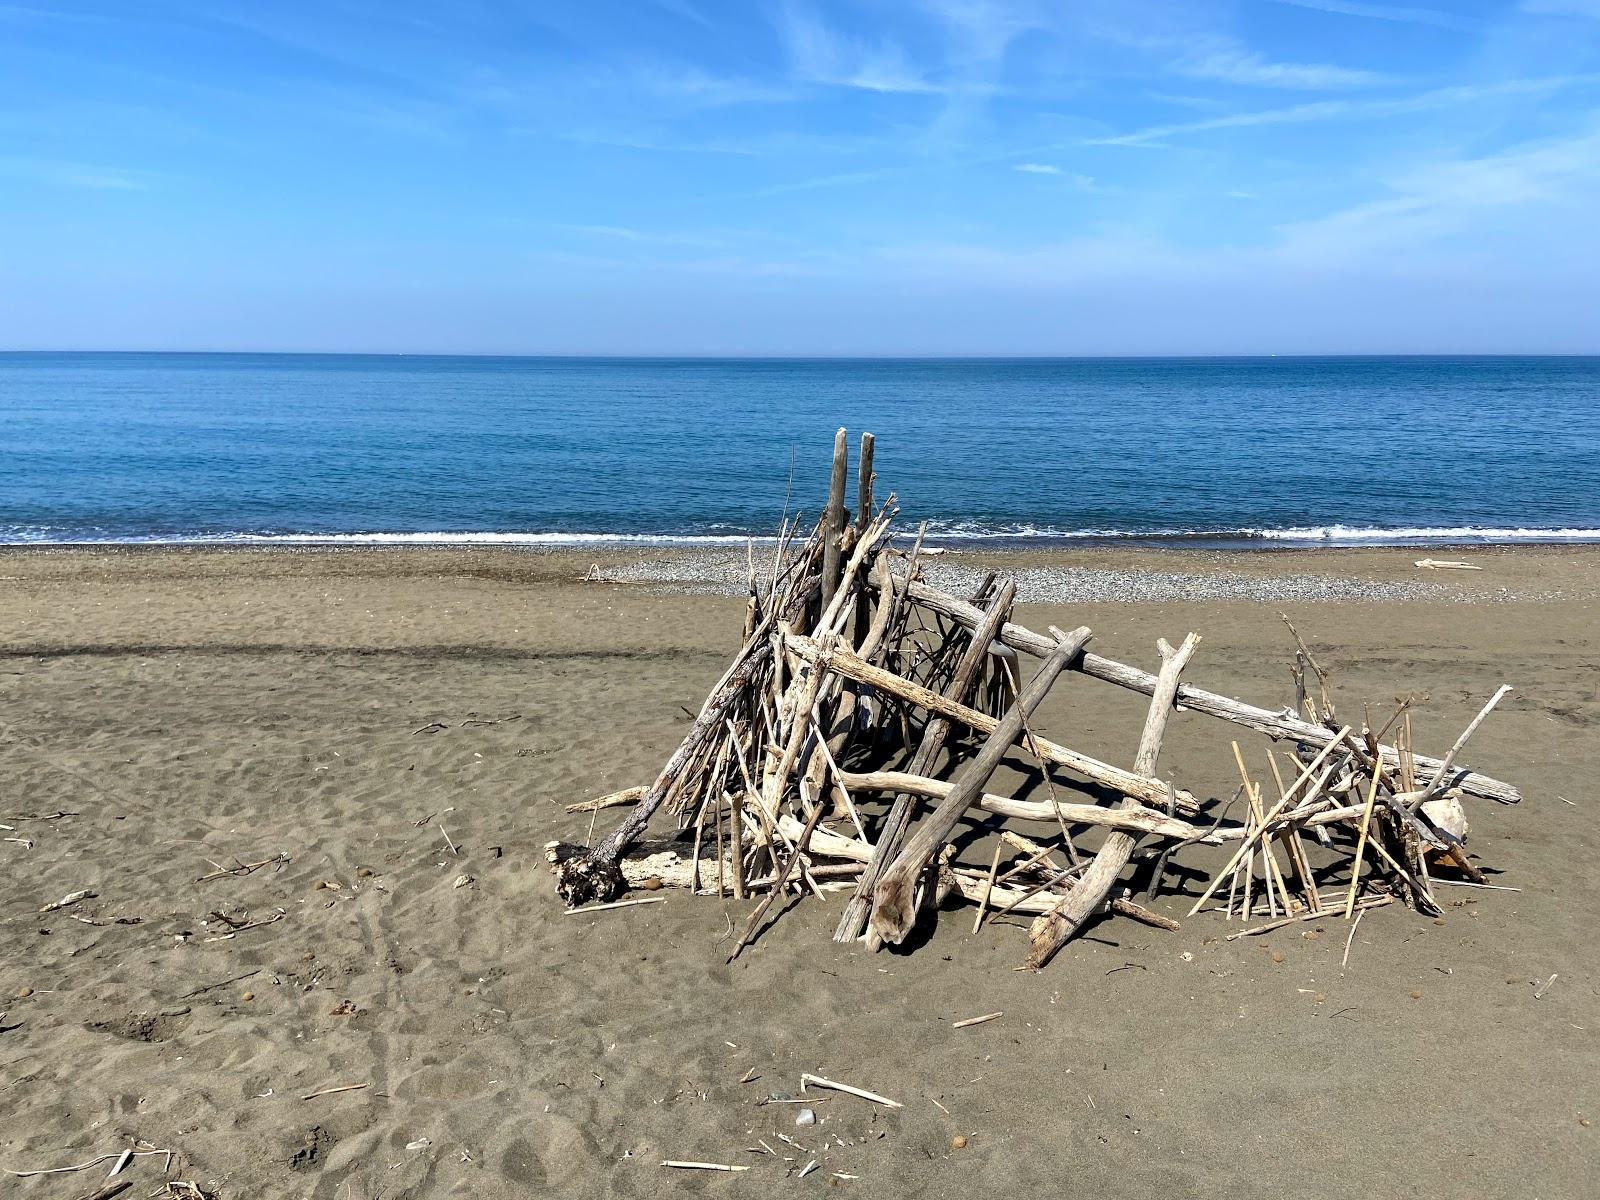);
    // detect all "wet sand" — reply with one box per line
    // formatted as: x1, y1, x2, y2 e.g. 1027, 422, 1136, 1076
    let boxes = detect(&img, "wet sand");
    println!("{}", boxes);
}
1, 544, 1596, 1198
